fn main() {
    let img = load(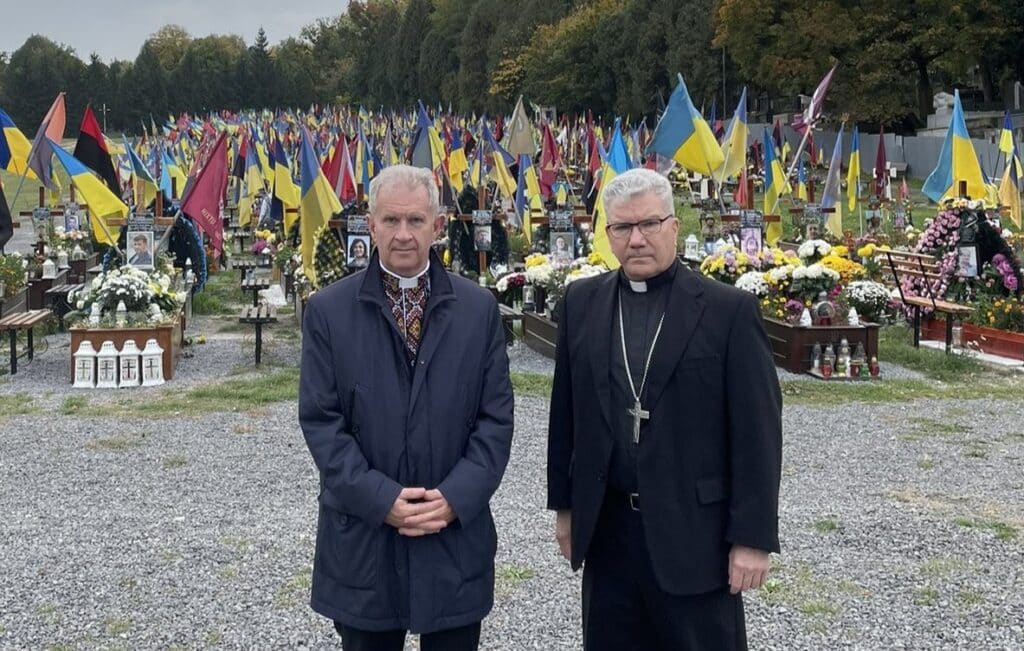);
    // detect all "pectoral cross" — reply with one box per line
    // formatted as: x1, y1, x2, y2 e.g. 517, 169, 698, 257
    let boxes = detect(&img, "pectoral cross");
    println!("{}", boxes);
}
629, 399, 649, 444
